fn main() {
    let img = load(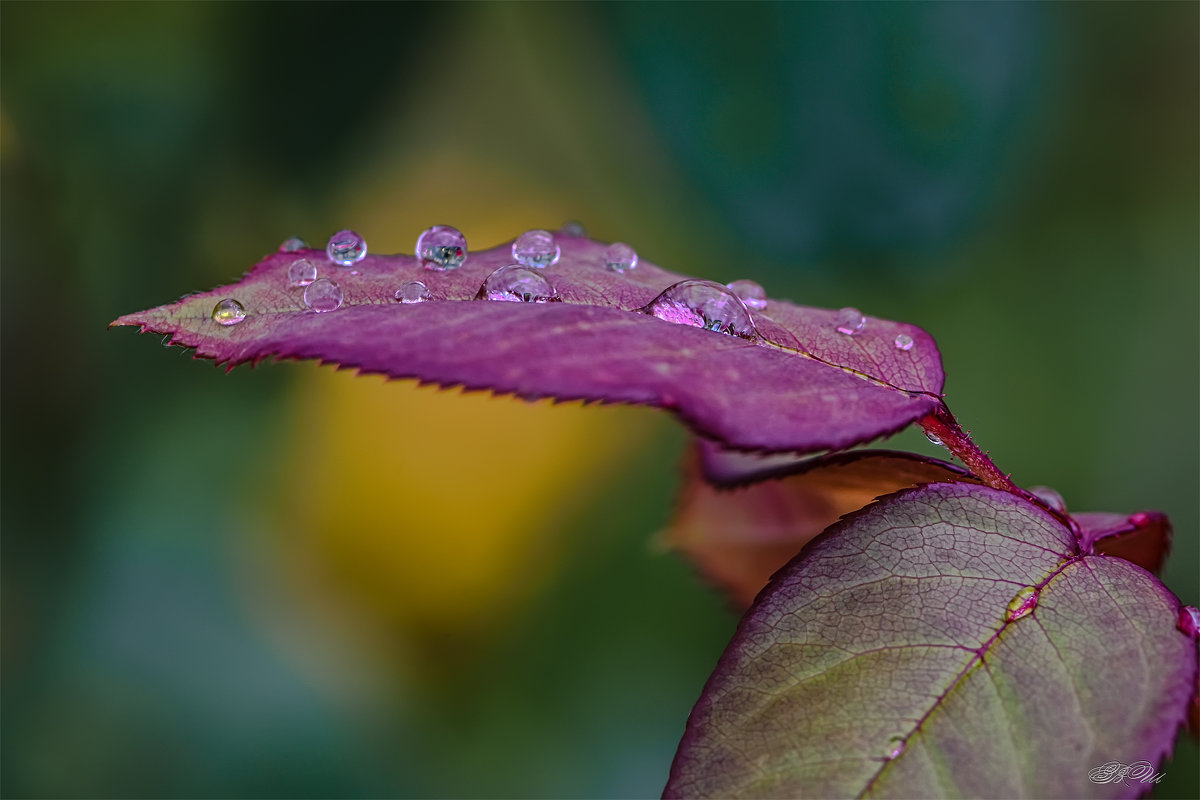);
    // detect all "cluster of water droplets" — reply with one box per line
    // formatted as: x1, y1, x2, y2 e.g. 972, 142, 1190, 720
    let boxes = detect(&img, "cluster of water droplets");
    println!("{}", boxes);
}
643, 280, 758, 340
